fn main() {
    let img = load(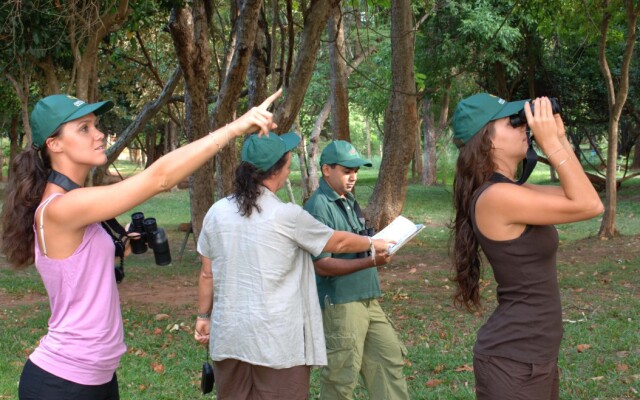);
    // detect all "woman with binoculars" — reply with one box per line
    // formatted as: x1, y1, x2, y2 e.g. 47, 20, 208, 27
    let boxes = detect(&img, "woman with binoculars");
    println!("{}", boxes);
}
450, 94, 603, 399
